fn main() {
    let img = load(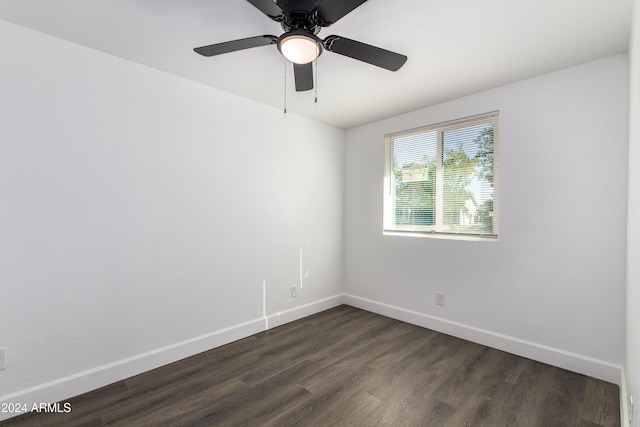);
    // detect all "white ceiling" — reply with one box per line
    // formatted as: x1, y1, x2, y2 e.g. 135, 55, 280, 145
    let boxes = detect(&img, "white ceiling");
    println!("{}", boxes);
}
0, 0, 632, 129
